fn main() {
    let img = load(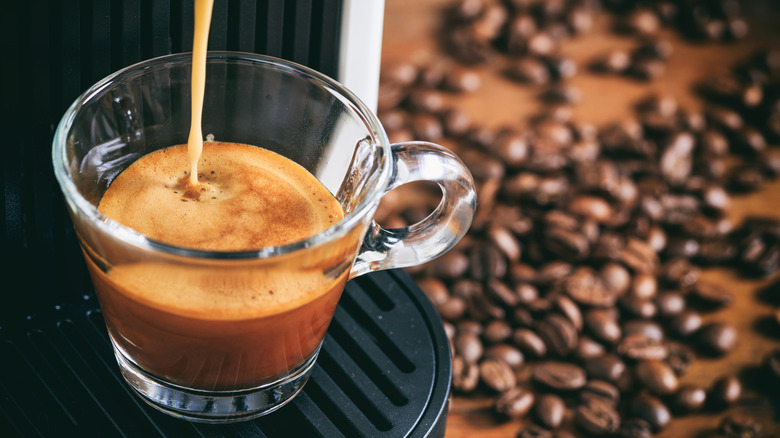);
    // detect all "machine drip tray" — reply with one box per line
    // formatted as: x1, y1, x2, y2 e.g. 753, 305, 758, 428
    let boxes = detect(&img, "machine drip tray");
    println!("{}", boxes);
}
0, 270, 451, 437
